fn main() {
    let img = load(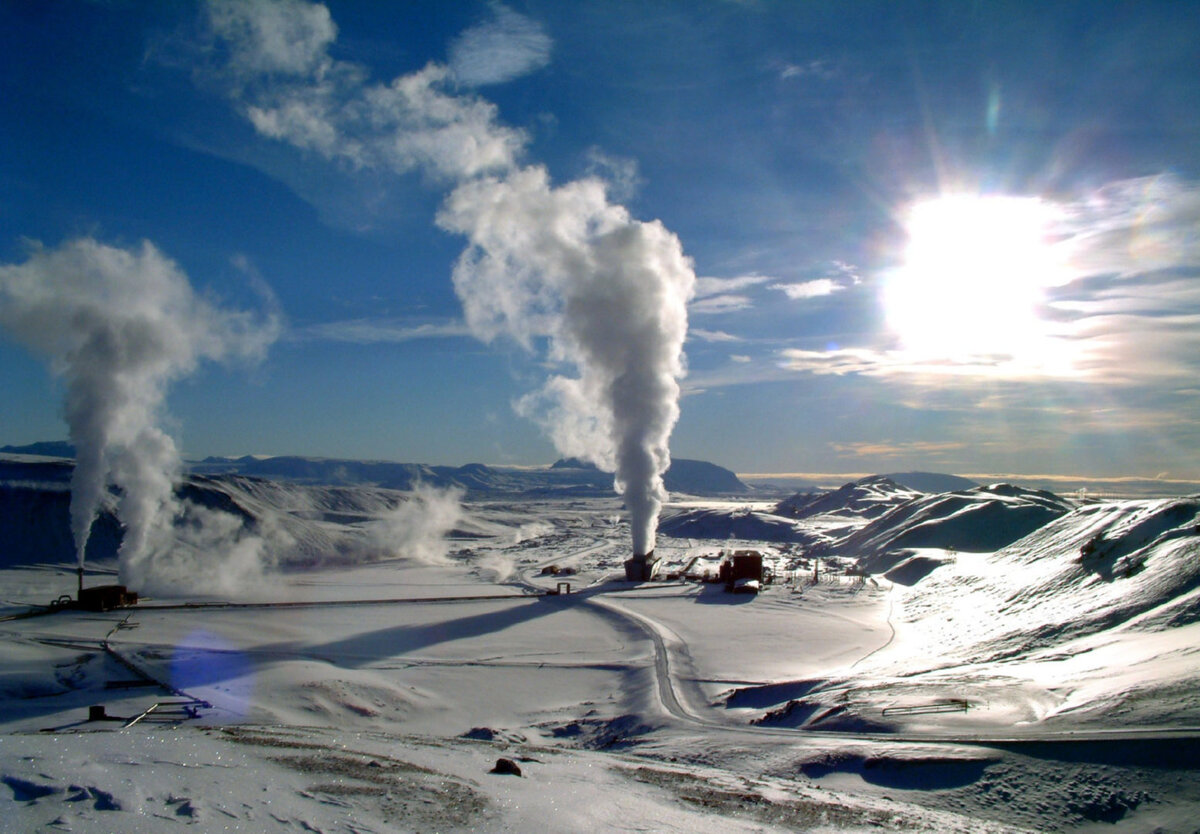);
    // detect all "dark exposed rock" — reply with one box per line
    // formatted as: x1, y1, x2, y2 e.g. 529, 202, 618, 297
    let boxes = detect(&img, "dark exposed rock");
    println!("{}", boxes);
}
490, 758, 522, 777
